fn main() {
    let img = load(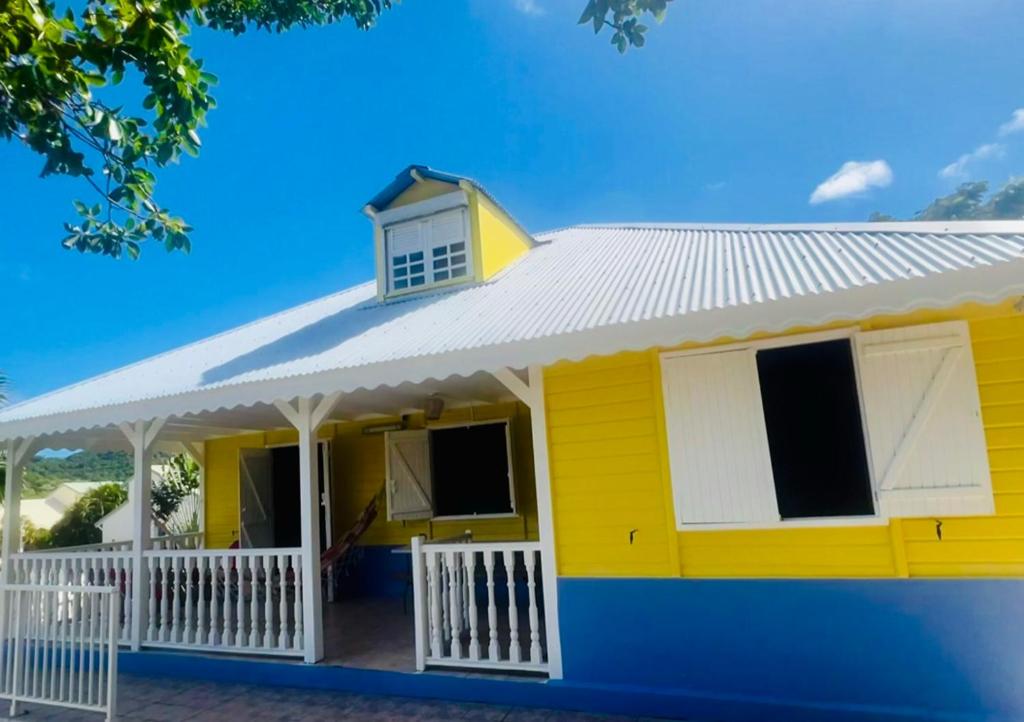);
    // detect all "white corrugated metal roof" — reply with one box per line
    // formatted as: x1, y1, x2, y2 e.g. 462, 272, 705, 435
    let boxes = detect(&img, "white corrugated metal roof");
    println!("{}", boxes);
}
4, 221, 1024, 439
